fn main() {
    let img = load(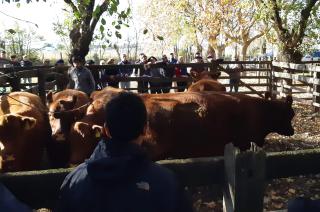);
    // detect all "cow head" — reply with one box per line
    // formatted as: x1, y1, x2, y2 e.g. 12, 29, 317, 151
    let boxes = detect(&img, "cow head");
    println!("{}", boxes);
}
68, 122, 106, 165
271, 95, 295, 136
47, 92, 78, 142
201, 71, 221, 80
193, 71, 221, 82
0, 114, 36, 171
